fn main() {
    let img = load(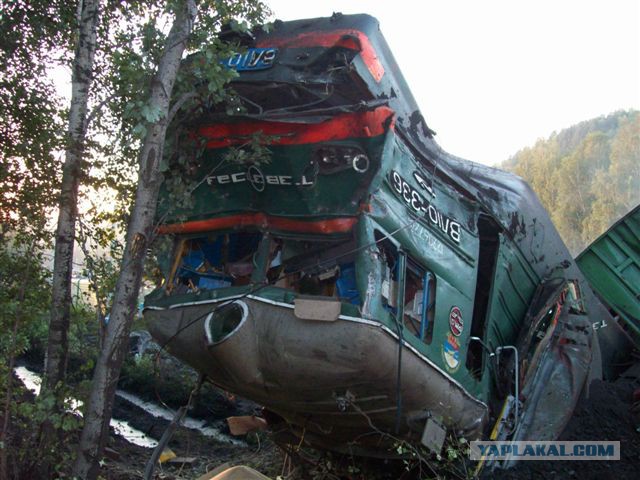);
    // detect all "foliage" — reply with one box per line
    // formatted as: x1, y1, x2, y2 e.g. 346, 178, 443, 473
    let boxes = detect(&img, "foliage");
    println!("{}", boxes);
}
0, 240, 51, 479
0, 240, 102, 479
0, 0, 89, 447
390, 435, 473, 480
0, 383, 82, 479
2, 1, 272, 478
272, 434, 475, 480
503, 110, 640, 255
0, 0, 76, 241
0, 243, 51, 368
